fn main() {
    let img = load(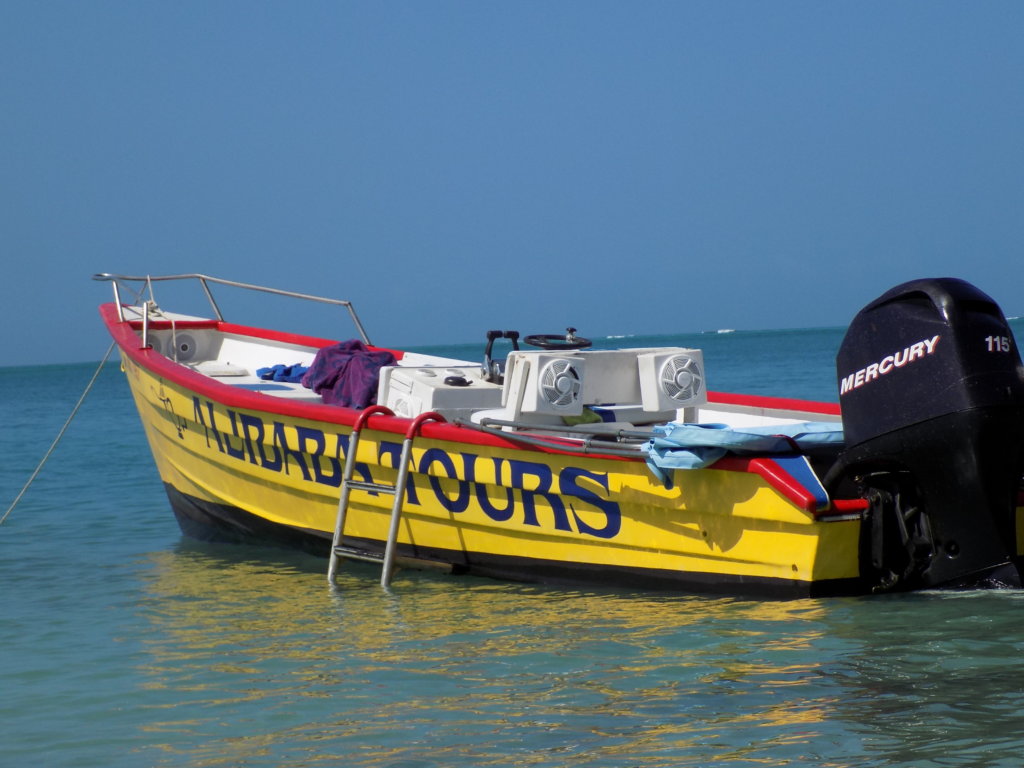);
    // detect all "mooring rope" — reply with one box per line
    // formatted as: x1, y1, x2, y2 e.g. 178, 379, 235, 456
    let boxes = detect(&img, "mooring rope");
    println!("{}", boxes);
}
0, 341, 117, 526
